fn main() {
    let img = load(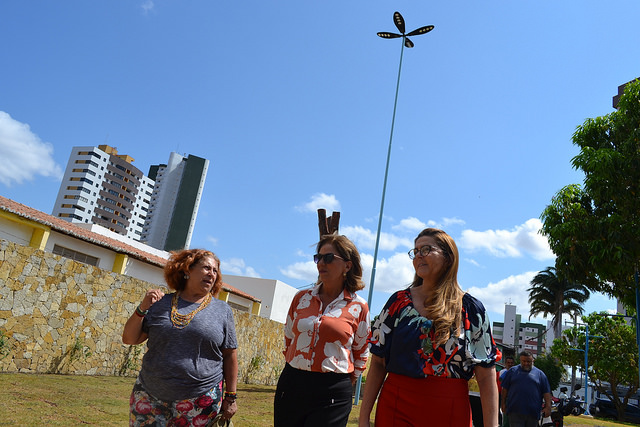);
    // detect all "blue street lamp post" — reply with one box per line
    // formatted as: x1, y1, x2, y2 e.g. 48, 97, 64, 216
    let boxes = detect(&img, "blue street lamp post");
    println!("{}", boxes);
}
353, 11, 434, 405
570, 324, 602, 415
